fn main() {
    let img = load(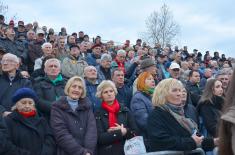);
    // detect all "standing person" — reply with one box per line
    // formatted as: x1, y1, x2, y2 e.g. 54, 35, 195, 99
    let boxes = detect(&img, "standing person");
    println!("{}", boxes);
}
197, 78, 224, 138
147, 78, 216, 152
219, 68, 235, 155
4, 88, 55, 155
130, 72, 155, 137
95, 80, 138, 155
50, 76, 97, 155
